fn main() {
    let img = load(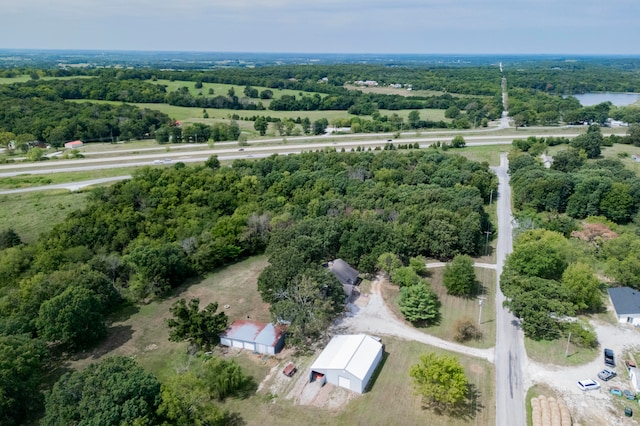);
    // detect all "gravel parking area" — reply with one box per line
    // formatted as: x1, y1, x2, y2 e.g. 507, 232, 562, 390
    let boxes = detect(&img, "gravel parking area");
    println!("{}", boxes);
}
527, 320, 640, 425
